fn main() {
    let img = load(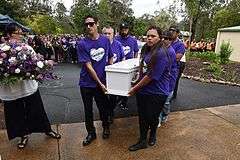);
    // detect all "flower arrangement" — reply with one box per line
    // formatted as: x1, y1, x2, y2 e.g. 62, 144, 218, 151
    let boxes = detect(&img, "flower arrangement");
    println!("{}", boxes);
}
0, 42, 56, 85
